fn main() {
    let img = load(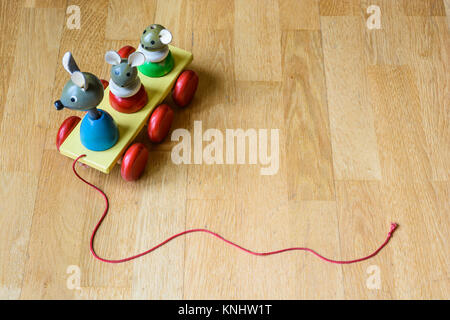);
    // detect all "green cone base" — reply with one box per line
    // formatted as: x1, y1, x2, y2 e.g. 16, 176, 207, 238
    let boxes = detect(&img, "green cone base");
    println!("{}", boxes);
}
138, 51, 175, 78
